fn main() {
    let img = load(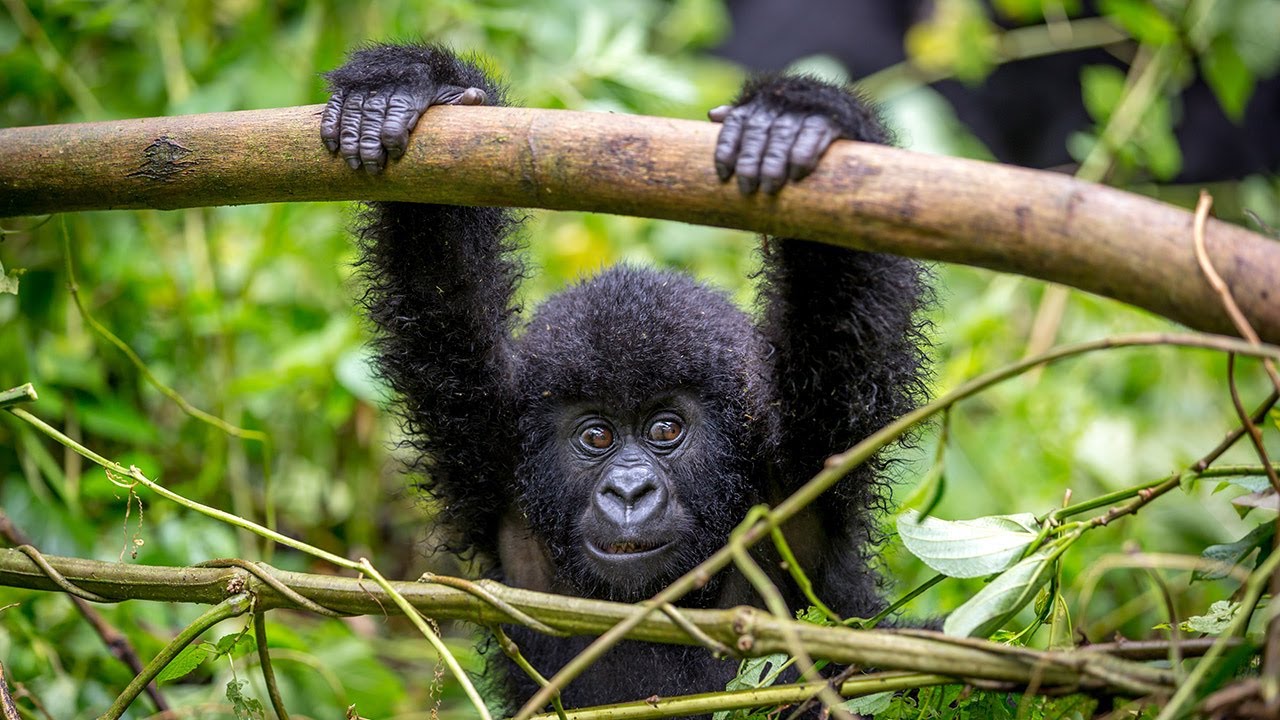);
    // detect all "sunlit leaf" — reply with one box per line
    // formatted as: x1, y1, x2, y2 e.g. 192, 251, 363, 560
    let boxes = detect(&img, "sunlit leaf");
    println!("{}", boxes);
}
898, 510, 1041, 578
944, 551, 1055, 637
1196, 523, 1274, 581
1203, 37, 1255, 120
1182, 600, 1239, 635
156, 644, 211, 682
